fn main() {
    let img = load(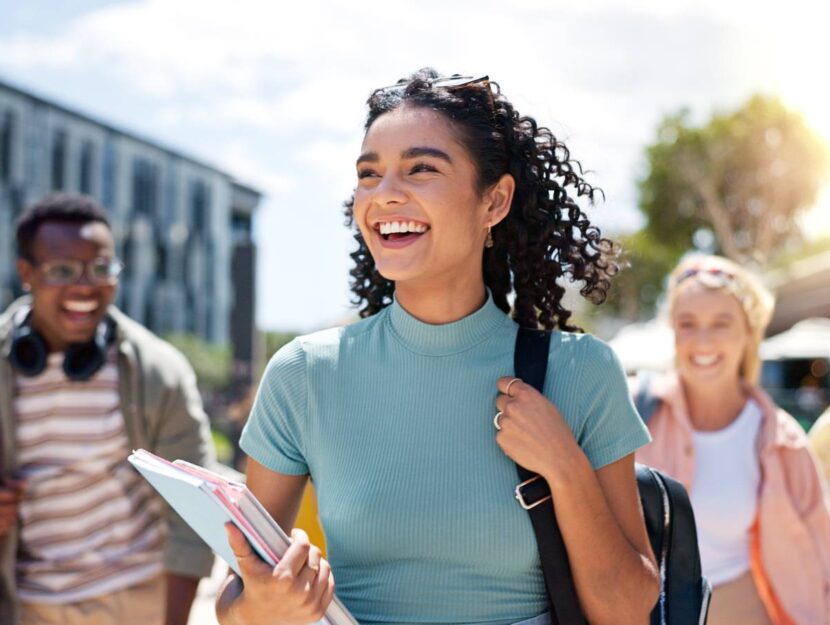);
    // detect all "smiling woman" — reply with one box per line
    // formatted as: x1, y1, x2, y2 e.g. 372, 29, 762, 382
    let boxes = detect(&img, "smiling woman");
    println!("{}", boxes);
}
218, 69, 660, 625
637, 254, 830, 625
343, 72, 616, 328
